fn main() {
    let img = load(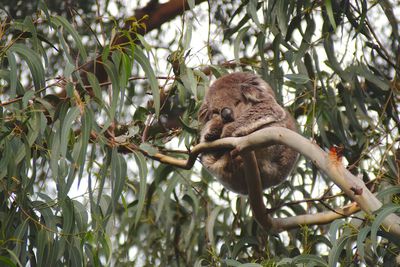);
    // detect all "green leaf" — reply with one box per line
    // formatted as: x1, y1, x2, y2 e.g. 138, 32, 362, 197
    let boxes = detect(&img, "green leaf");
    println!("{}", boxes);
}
276, 0, 289, 35
370, 204, 400, 254
187, 0, 195, 10
86, 72, 103, 101
232, 237, 259, 258
285, 73, 310, 84
286, 14, 302, 42
103, 59, 120, 126
15, 111, 41, 164
182, 19, 193, 51
22, 90, 35, 108
50, 122, 61, 181
328, 233, 354, 267
376, 185, 400, 200
206, 206, 221, 248
234, 26, 250, 65
73, 200, 89, 232
346, 64, 390, 91
0, 255, 17, 267
0, 70, 24, 95
156, 174, 180, 222
338, 83, 363, 132
38, 0, 51, 21
247, 0, 262, 30
39, 204, 57, 231
328, 219, 345, 244
223, 259, 241, 266
9, 43, 45, 90
60, 106, 80, 159
293, 254, 328, 266
238, 264, 263, 267
133, 151, 148, 227
139, 143, 158, 156
121, 52, 132, 87
77, 108, 93, 181
64, 62, 75, 78
356, 226, 371, 261
52, 16, 88, 61
325, 0, 337, 30
180, 65, 198, 99
62, 197, 74, 234
295, 18, 316, 63
56, 28, 74, 64
69, 246, 83, 266
111, 149, 127, 210
133, 47, 160, 116
13, 220, 28, 258
36, 229, 50, 267
205, 65, 229, 78
6, 50, 17, 95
